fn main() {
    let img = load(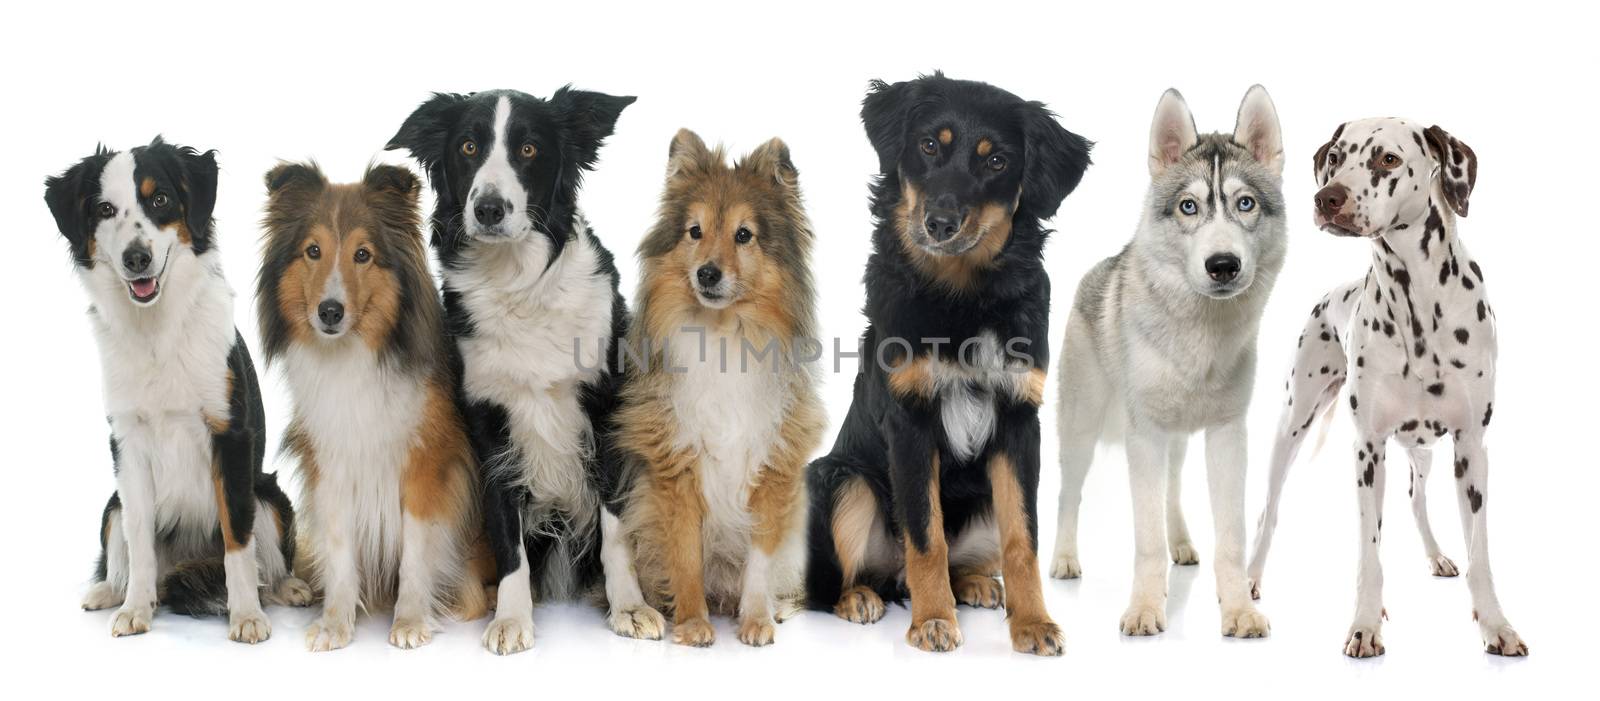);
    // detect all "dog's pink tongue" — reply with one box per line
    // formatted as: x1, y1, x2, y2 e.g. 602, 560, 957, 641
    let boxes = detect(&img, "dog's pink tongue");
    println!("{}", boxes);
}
131, 278, 157, 298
